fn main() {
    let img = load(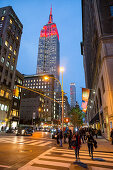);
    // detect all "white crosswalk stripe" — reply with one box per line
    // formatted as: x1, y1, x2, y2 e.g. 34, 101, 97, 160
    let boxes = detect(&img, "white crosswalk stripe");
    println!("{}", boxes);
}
19, 147, 113, 170
0, 137, 52, 146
